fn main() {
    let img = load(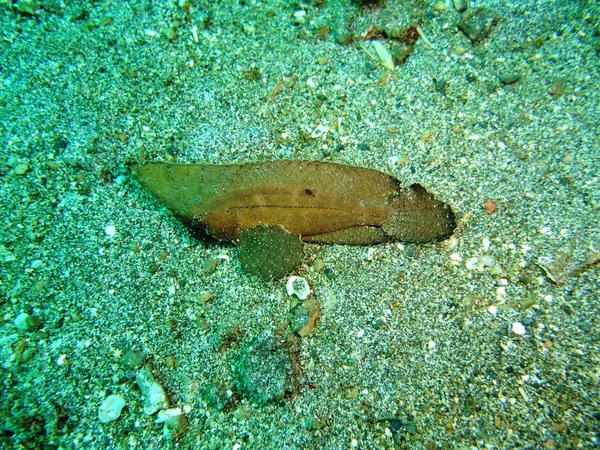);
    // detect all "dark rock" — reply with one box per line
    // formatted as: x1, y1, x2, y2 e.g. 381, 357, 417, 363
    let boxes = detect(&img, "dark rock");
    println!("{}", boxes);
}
458, 8, 497, 43
499, 72, 521, 85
